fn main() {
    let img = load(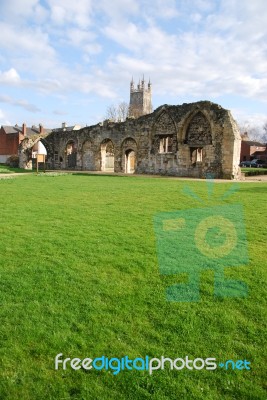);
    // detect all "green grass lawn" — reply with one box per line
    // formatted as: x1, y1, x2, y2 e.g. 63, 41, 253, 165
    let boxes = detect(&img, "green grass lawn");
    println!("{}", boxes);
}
0, 174, 266, 399
0, 165, 33, 174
